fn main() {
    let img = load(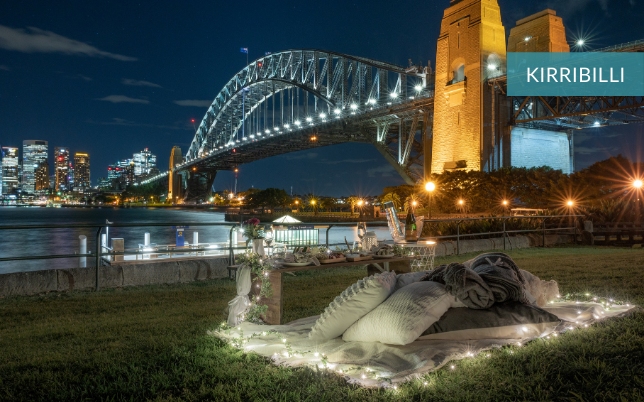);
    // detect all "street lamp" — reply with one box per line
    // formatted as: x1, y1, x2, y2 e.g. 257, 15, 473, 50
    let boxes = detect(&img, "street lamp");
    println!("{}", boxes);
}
502, 199, 509, 215
357, 199, 364, 218
458, 199, 465, 214
634, 179, 643, 222
425, 181, 436, 219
